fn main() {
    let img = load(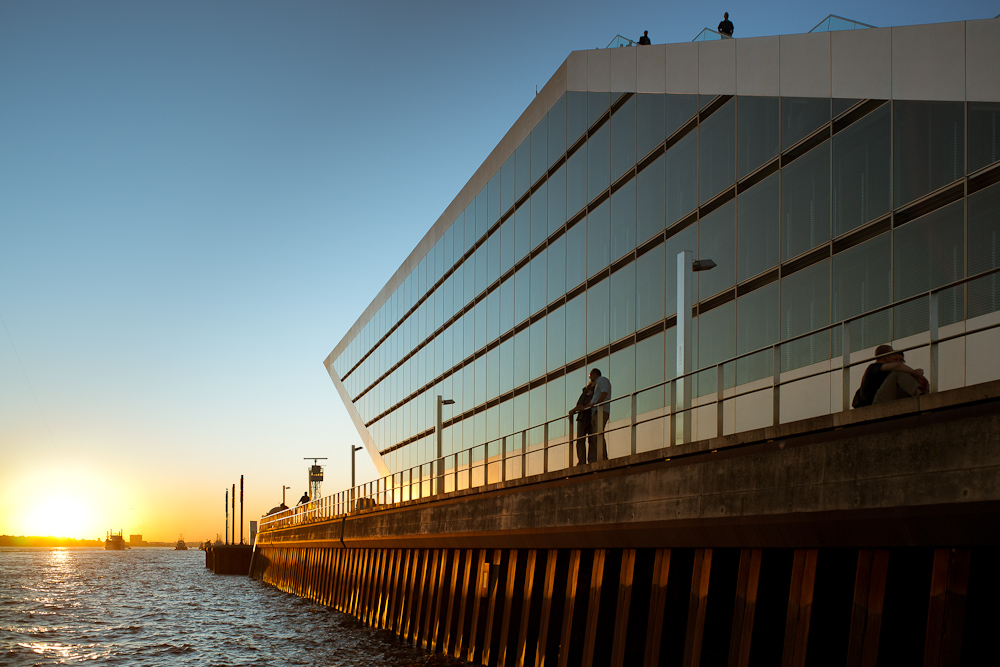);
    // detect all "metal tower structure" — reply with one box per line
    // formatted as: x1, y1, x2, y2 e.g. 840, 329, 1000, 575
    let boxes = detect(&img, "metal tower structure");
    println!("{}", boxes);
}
304, 457, 327, 500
